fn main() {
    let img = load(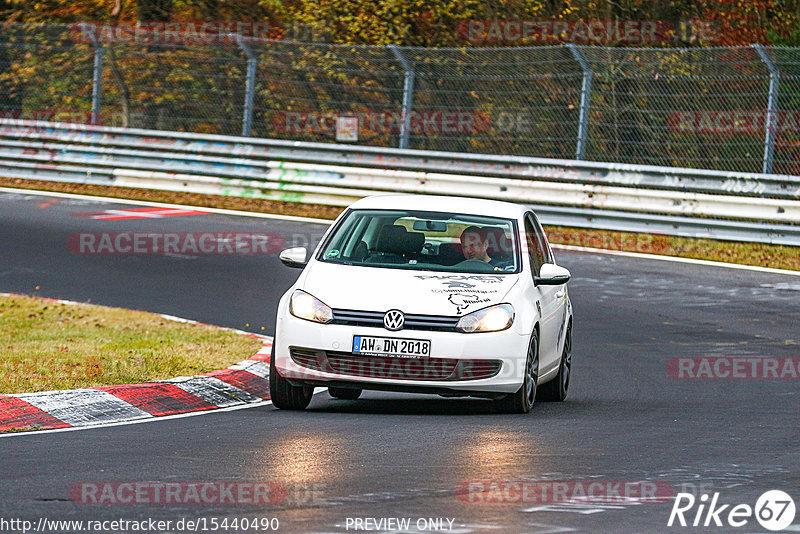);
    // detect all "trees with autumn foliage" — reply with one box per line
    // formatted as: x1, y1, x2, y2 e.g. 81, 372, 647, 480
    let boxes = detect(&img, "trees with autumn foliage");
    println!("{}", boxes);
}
0, 0, 798, 46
